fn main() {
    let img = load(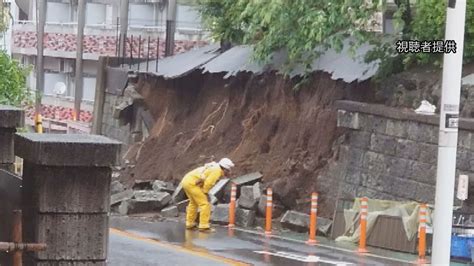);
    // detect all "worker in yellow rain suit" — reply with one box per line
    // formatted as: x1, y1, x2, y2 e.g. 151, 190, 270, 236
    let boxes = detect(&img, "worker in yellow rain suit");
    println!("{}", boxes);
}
181, 158, 235, 232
